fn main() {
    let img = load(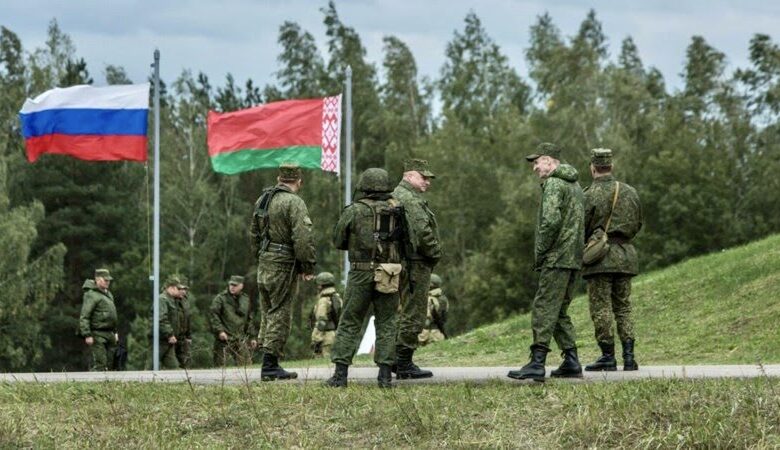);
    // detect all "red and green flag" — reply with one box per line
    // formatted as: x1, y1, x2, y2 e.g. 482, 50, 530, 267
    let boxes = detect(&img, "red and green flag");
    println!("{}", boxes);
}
207, 95, 342, 175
